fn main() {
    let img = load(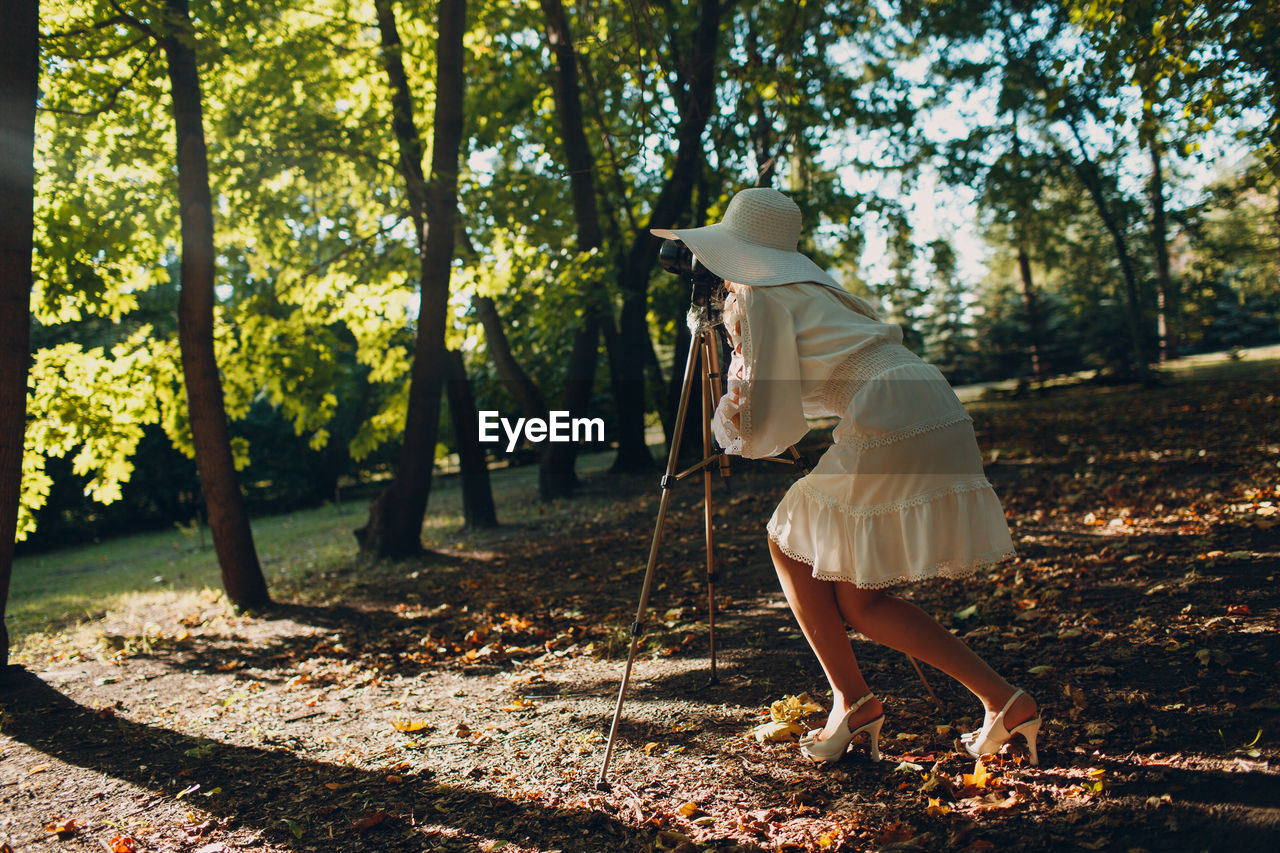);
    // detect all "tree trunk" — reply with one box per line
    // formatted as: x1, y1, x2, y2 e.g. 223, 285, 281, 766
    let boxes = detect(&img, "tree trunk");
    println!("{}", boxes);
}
360, 0, 469, 557
1058, 141, 1148, 373
1149, 139, 1178, 361
537, 0, 605, 500
611, 0, 722, 473
444, 350, 497, 529
472, 295, 547, 419
160, 0, 270, 608
0, 0, 39, 671
1016, 245, 1046, 379
1009, 120, 1046, 380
